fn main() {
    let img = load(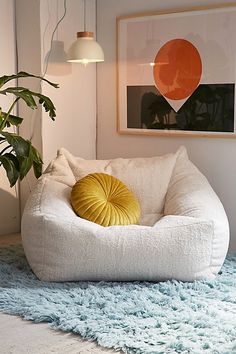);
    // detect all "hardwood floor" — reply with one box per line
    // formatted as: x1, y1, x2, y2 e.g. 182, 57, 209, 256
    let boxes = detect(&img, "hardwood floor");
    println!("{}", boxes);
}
0, 233, 22, 246
0, 233, 121, 354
